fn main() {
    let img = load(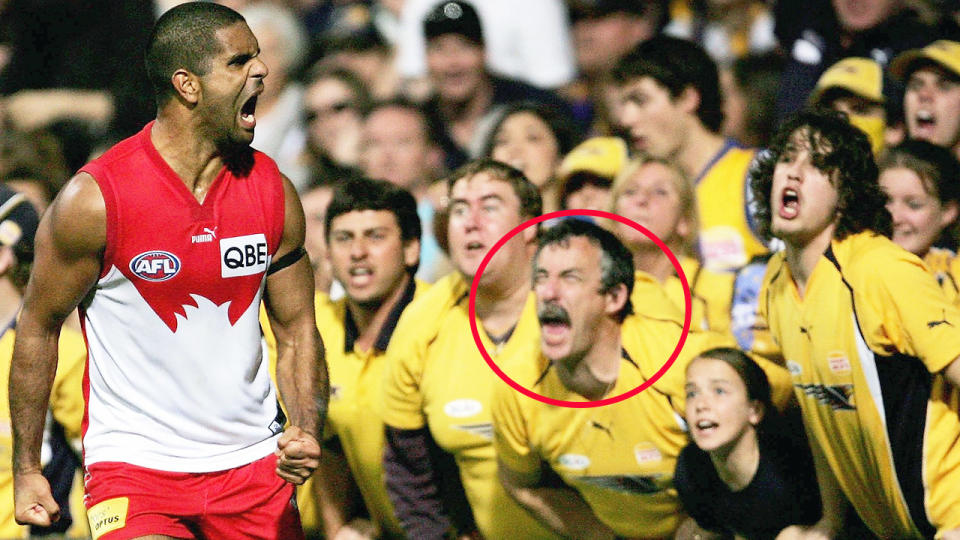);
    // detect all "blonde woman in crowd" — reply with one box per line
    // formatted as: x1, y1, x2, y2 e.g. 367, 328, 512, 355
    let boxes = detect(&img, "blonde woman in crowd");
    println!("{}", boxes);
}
608, 156, 734, 335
